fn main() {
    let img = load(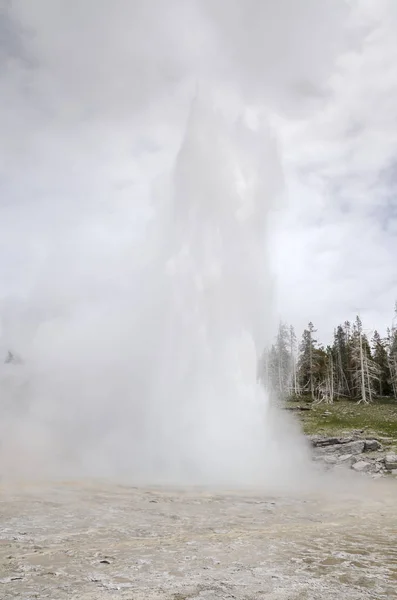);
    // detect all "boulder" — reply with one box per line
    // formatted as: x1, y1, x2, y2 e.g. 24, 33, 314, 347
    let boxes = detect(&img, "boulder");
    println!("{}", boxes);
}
316, 440, 365, 456
337, 454, 354, 465
364, 439, 382, 452
309, 436, 355, 447
384, 454, 397, 471
352, 461, 371, 473
309, 436, 341, 447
